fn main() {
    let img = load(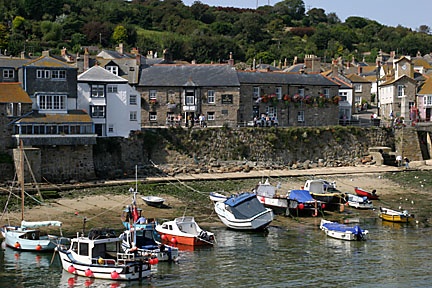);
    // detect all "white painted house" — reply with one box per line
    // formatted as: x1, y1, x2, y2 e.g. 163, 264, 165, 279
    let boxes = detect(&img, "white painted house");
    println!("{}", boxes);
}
77, 65, 141, 137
